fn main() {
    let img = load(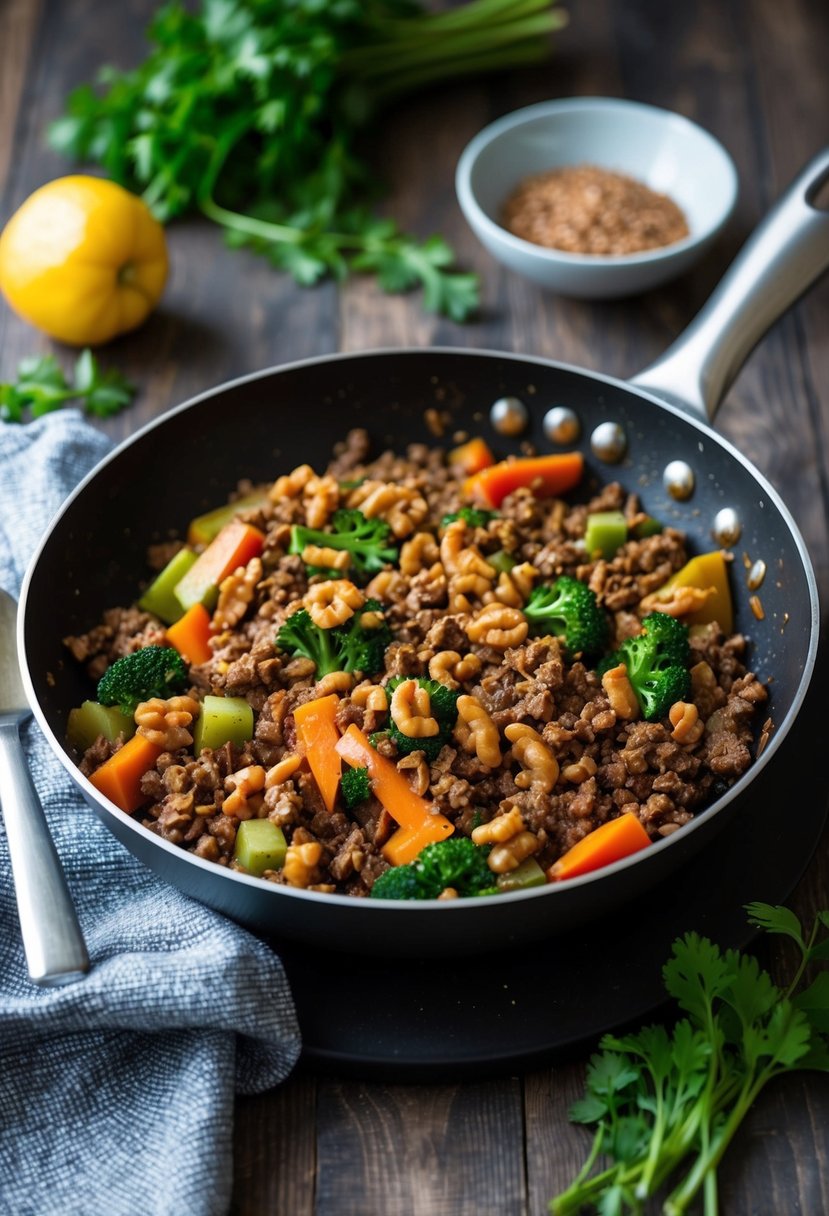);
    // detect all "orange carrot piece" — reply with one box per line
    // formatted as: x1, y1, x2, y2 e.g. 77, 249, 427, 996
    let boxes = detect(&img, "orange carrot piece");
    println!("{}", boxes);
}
464, 452, 584, 508
548, 812, 651, 882
448, 436, 495, 476
335, 724, 454, 861
293, 694, 342, 813
174, 519, 265, 612
166, 603, 213, 665
88, 733, 164, 813
382, 818, 456, 867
